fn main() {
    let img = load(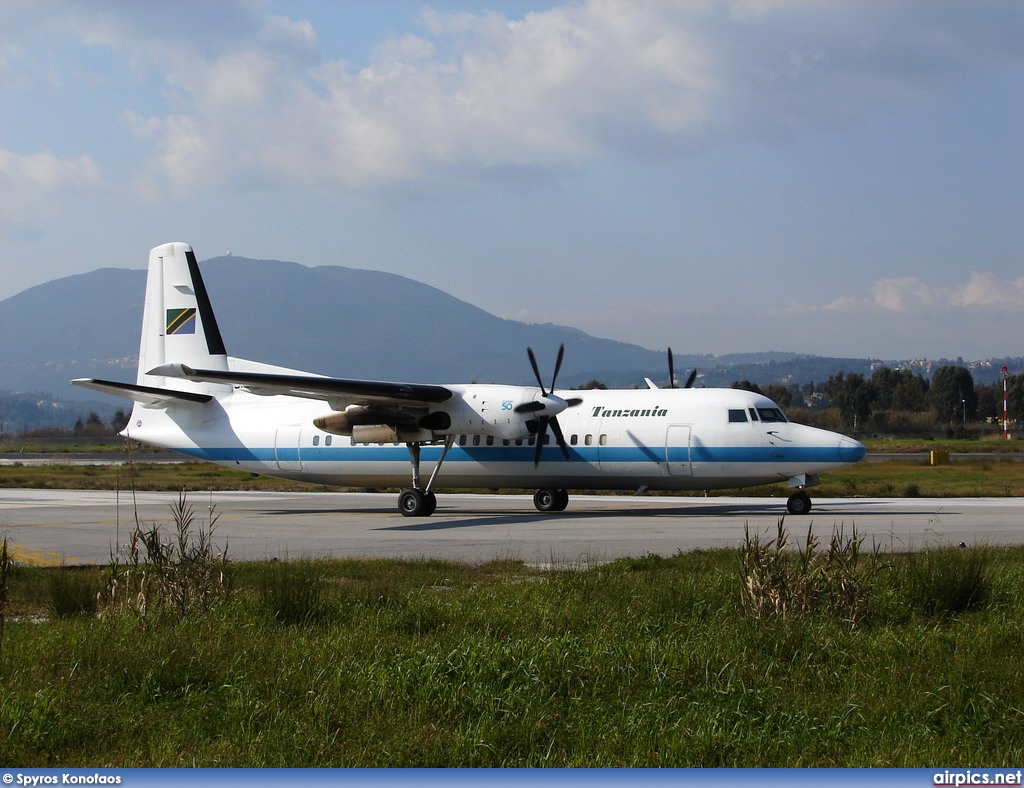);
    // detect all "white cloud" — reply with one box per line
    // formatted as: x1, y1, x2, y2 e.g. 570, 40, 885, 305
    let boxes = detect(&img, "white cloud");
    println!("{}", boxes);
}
804, 272, 1024, 314
133, 2, 720, 191
0, 149, 102, 245
953, 272, 1024, 309
869, 277, 941, 312
26, 0, 1016, 197
0, 149, 102, 227
0, 149, 99, 190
